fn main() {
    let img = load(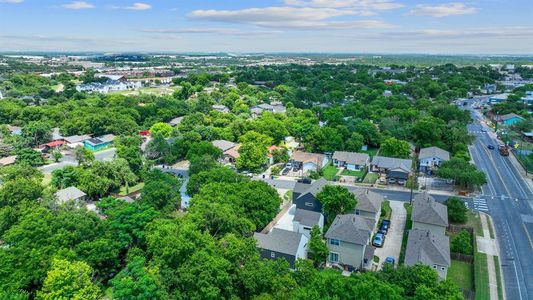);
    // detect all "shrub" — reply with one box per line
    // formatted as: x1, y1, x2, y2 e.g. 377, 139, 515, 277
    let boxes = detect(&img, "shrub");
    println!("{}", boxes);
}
446, 197, 468, 223
451, 230, 473, 255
